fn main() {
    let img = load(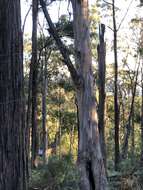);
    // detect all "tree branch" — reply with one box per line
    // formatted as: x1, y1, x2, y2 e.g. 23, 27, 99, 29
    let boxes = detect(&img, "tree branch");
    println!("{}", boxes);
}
107, 25, 114, 31
39, 0, 83, 88
103, 0, 113, 6
117, 0, 134, 31
22, 5, 32, 33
